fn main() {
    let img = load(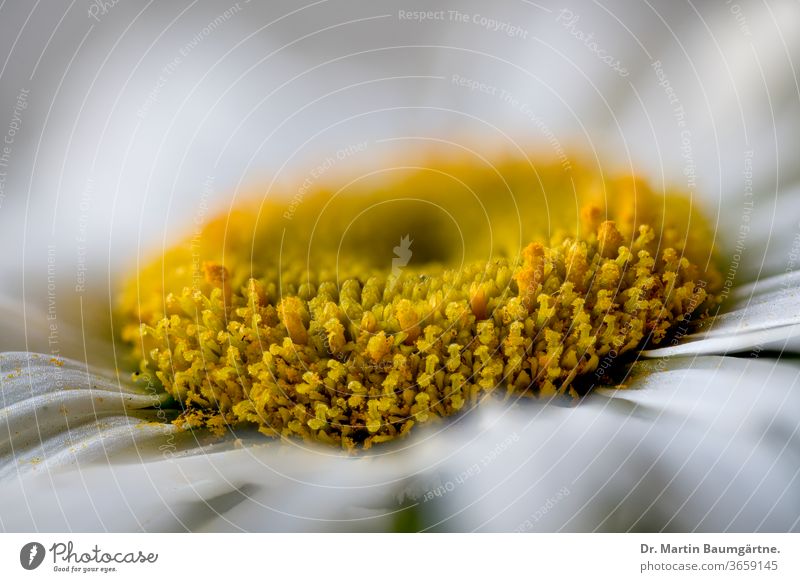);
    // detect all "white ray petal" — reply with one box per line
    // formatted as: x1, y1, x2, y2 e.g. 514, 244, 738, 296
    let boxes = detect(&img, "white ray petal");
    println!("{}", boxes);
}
643, 270, 800, 358
421, 356, 800, 532
644, 324, 800, 357
0, 352, 176, 480
1, 353, 797, 532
